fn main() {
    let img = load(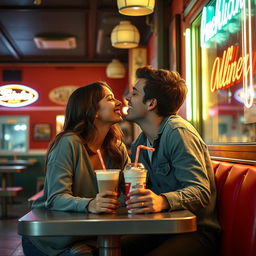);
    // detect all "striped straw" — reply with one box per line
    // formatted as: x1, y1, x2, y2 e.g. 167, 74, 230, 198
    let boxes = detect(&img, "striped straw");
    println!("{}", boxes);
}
134, 145, 155, 167
96, 149, 106, 171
